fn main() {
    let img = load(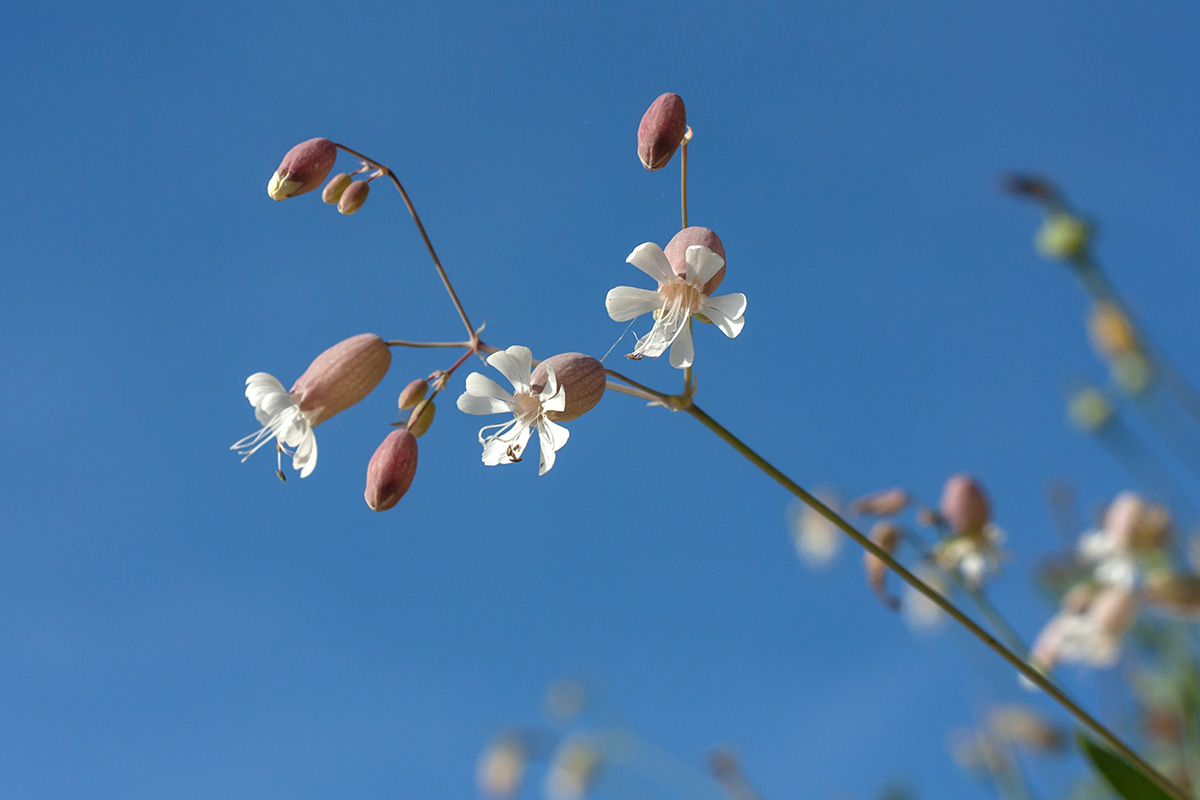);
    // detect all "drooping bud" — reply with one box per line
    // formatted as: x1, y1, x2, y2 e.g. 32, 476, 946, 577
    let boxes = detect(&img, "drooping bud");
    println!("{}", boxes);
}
1088, 302, 1139, 360
477, 732, 529, 800
267, 138, 337, 201
398, 378, 429, 410
864, 521, 902, 608
291, 333, 391, 425
1067, 386, 1114, 433
364, 429, 419, 511
406, 399, 436, 437
322, 172, 353, 205
338, 180, 370, 214
849, 487, 911, 516
986, 706, 1065, 752
940, 474, 990, 535
530, 353, 605, 422
665, 226, 726, 295
1000, 173, 1059, 204
637, 92, 687, 171
1036, 212, 1091, 260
